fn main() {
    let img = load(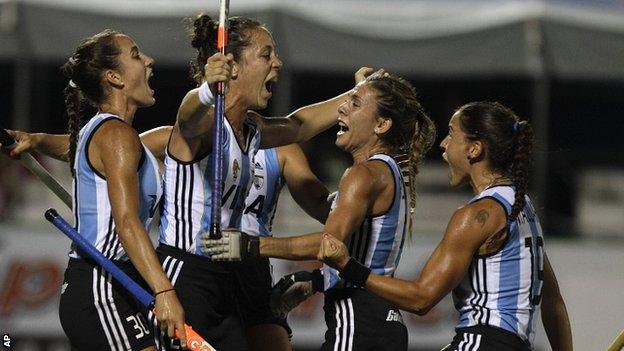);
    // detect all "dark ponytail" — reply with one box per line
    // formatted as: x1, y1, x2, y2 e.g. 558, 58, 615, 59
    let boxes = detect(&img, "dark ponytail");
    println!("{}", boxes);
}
60, 29, 121, 174
456, 101, 534, 221
367, 74, 437, 236
509, 121, 533, 220
189, 14, 266, 86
